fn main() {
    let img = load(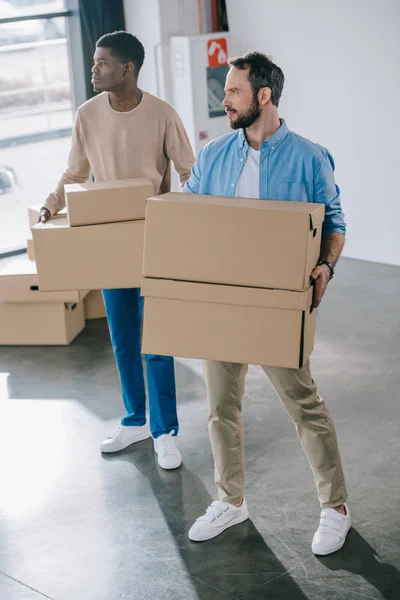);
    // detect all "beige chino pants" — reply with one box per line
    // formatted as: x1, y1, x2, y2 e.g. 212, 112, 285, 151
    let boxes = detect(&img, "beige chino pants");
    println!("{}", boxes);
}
204, 359, 347, 509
